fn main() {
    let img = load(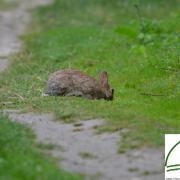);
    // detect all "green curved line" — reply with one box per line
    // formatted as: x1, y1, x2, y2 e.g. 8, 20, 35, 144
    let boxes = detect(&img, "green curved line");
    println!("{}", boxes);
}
165, 141, 180, 166
167, 164, 180, 168
167, 168, 180, 172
